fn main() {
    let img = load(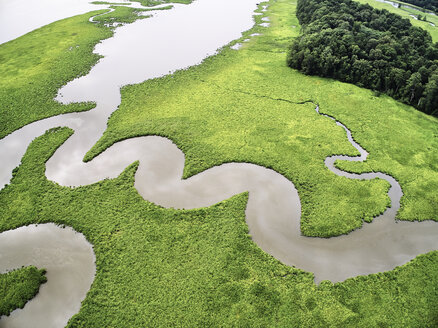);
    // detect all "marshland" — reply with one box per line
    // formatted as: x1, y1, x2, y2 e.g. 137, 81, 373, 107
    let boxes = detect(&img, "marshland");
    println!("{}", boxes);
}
0, 0, 437, 326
